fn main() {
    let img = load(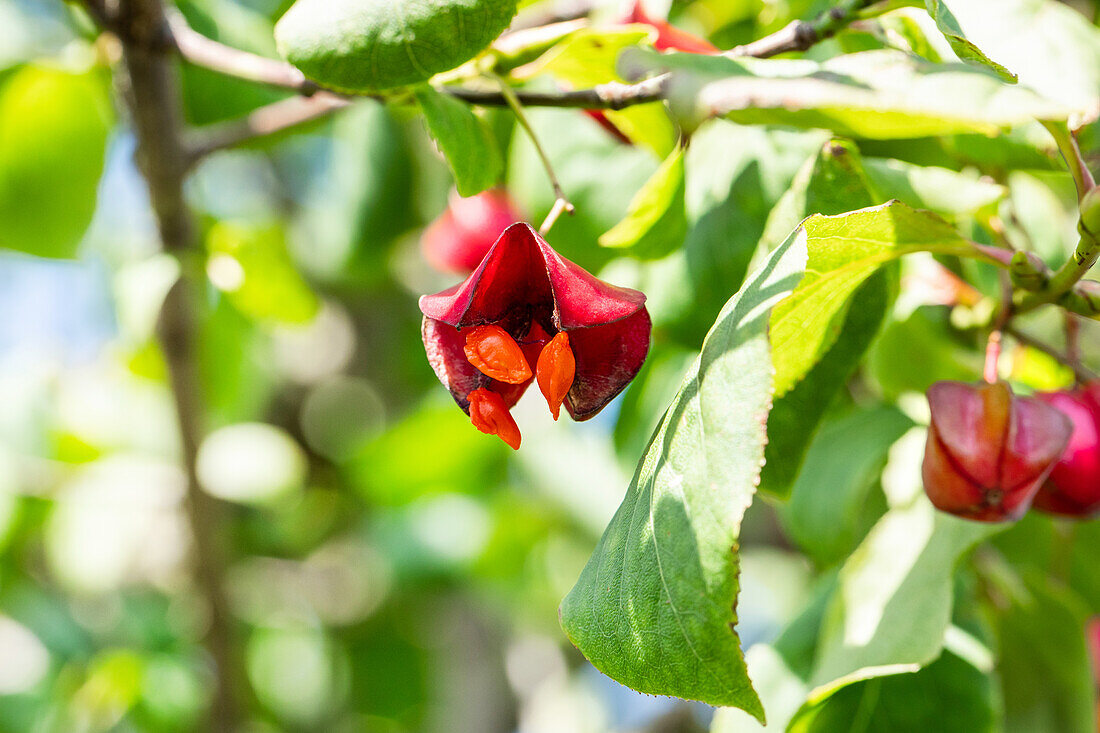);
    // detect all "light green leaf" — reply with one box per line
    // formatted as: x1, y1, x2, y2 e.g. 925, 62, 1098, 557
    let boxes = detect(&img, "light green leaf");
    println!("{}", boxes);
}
519, 27, 675, 157
779, 408, 913, 566
769, 200, 978, 398
998, 572, 1097, 733
207, 222, 319, 324
0, 66, 112, 259
863, 157, 1006, 217
808, 499, 998, 697
517, 27, 654, 86
681, 121, 825, 342
414, 85, 502, 197
761, 139, 878, 252
917, 0, 1100, 119
923, 0, 1017, 82
623, 48, 1074, 139
757, 140, 895, 499
599, 144, 686, 259
274, 0, 518, 92
560, 231, 810, 719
